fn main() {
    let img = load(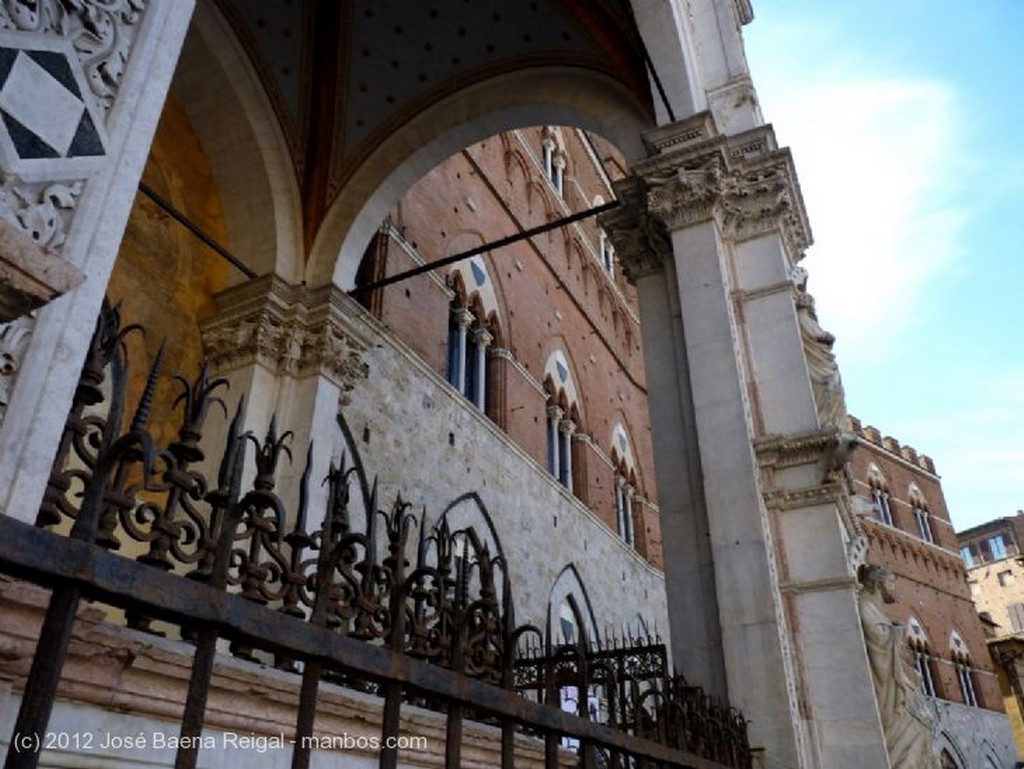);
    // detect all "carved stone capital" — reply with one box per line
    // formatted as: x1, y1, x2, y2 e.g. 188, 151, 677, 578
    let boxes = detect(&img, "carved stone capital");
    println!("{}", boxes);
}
199, 276, 369, 394
598, 178, 672, 283
623, 117, 812, 261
